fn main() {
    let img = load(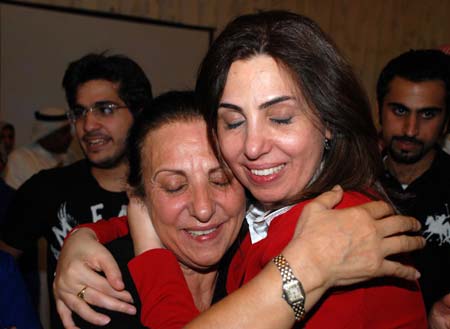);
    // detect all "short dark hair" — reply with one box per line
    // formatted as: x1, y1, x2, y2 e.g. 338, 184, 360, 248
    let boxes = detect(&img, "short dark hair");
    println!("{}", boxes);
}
376, 49, 450, 124
62, 53, 153, 116
127, 90, 202, 197
196, 10, 382, 205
